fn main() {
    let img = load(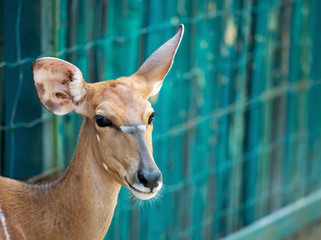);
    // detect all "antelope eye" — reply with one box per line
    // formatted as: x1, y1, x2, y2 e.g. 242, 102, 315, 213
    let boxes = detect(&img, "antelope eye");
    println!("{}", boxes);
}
148, 112, 156, 125
94, 115, 113, 127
